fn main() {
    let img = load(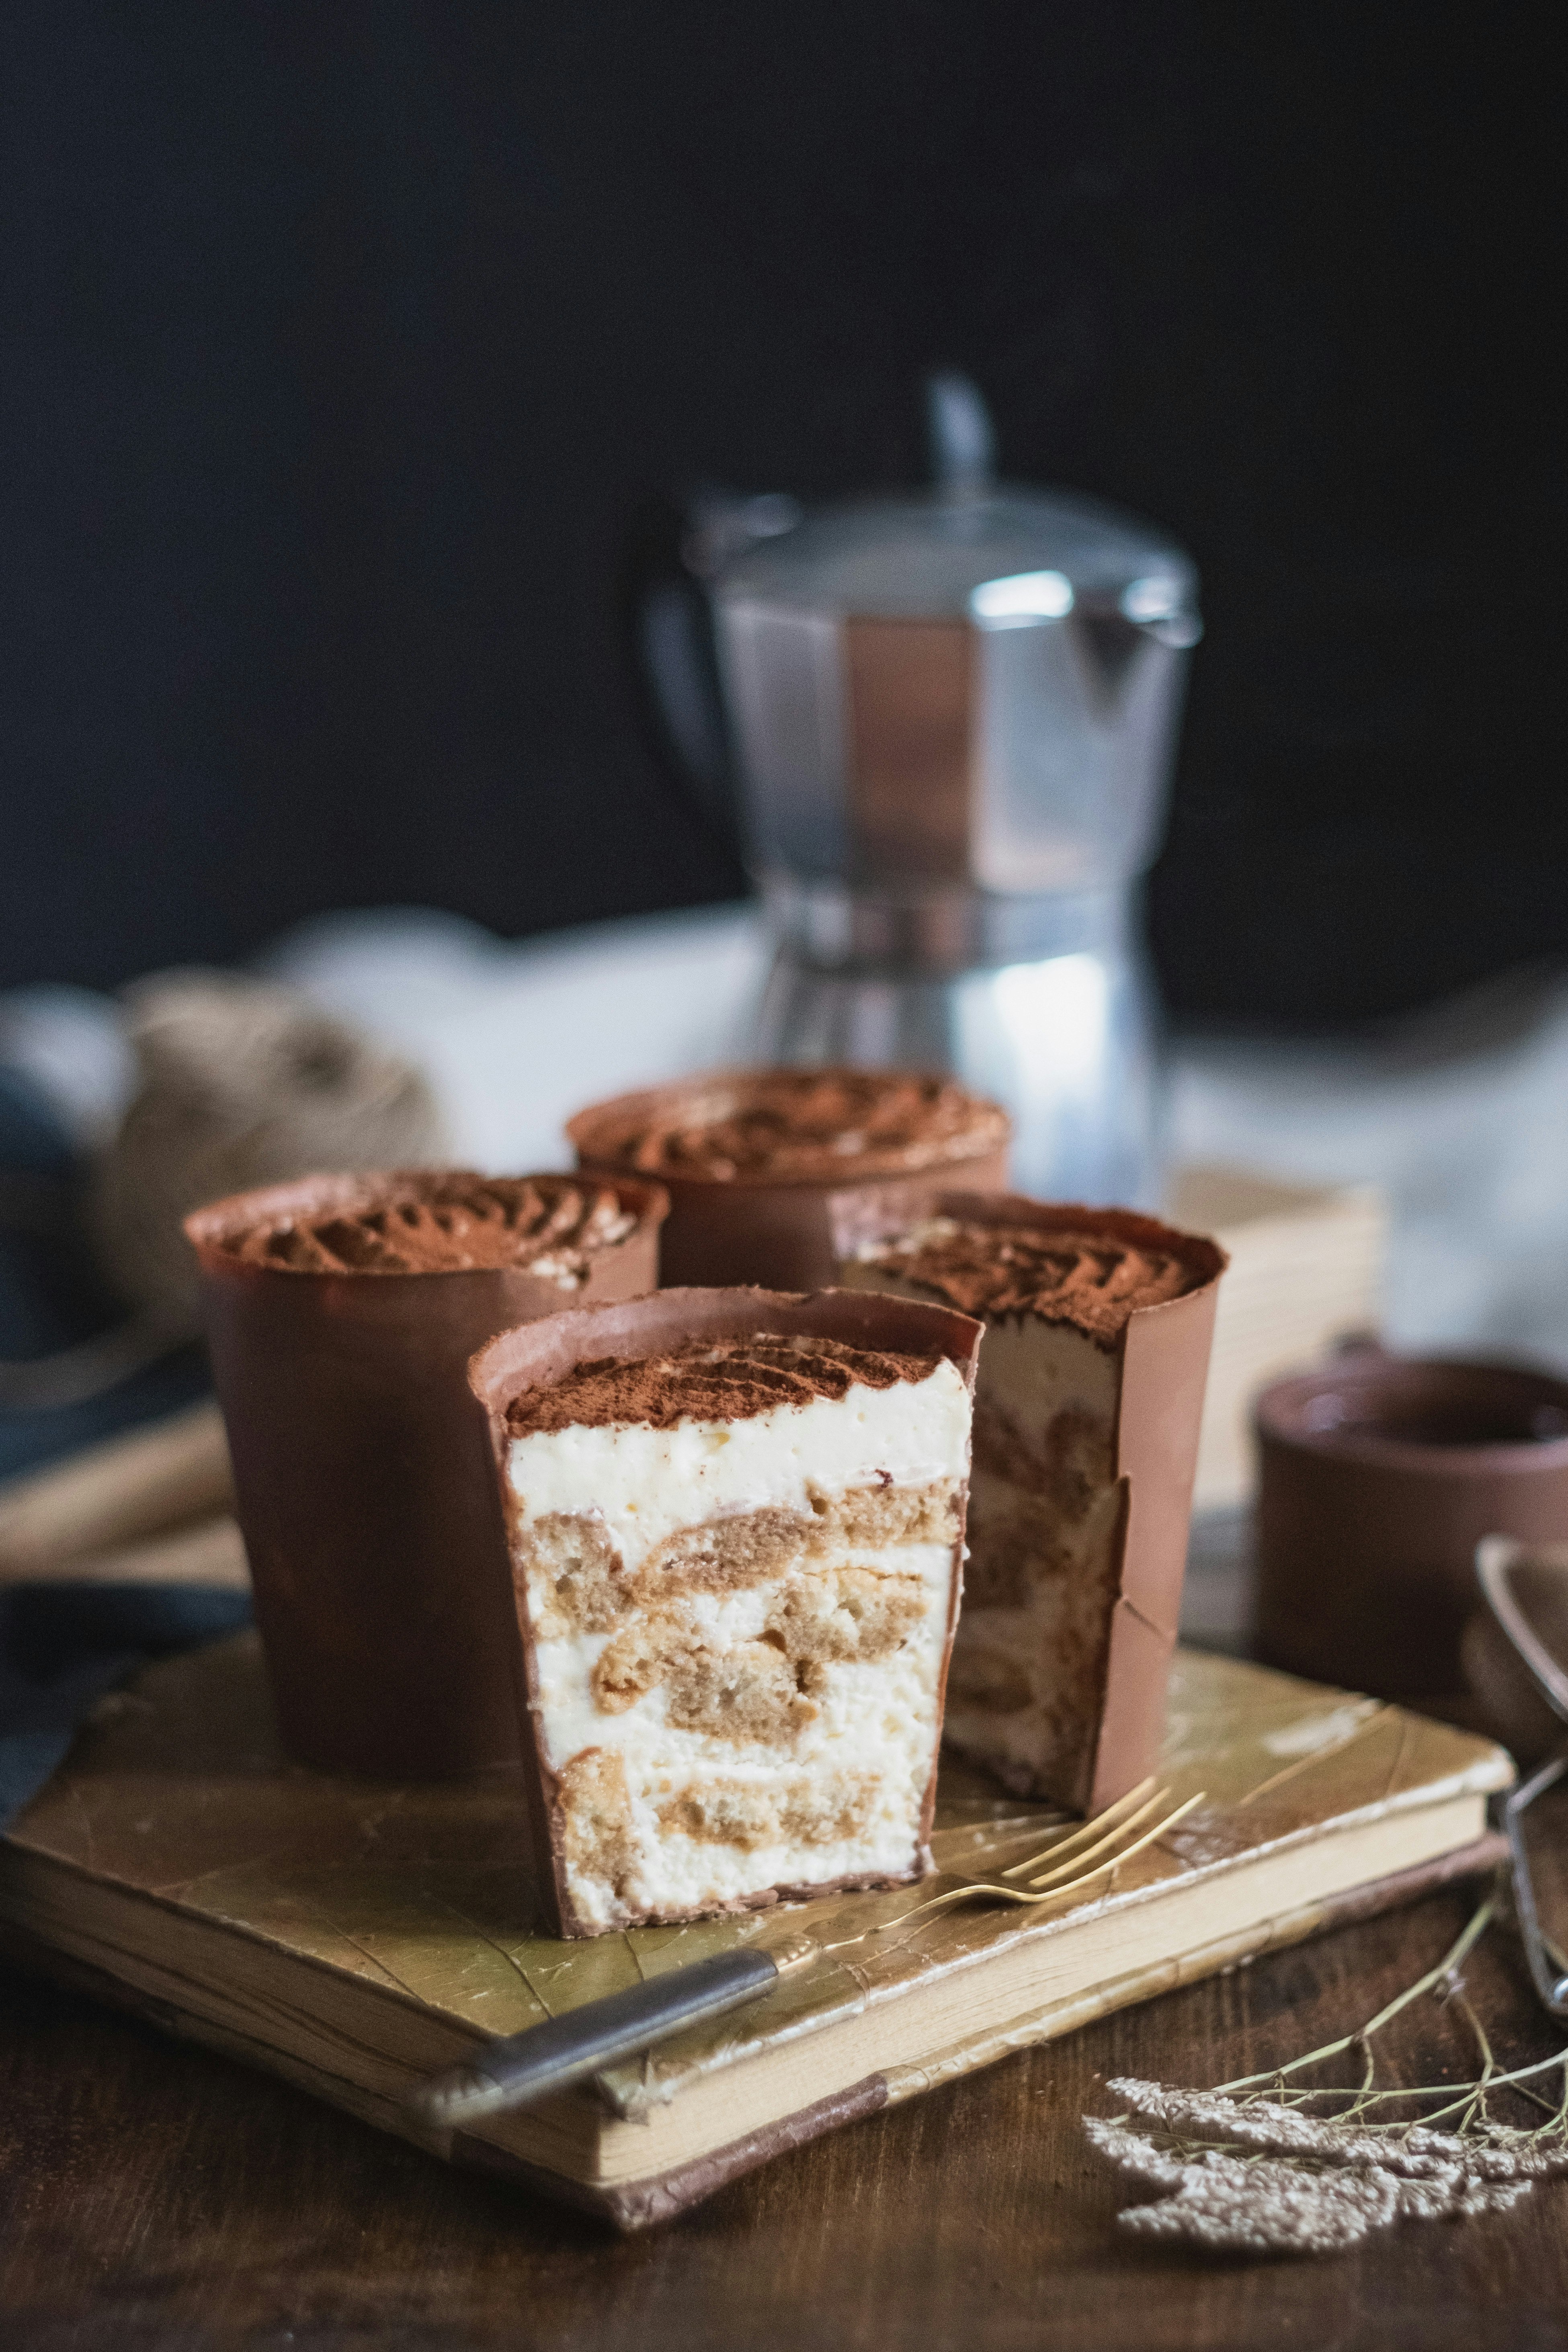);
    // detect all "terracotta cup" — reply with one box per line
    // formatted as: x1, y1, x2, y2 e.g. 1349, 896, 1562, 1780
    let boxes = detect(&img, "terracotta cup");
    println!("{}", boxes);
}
1254, 1351, 1568, 1700
568, 1069, 1010, 1291
185, 1170, 667, 1777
